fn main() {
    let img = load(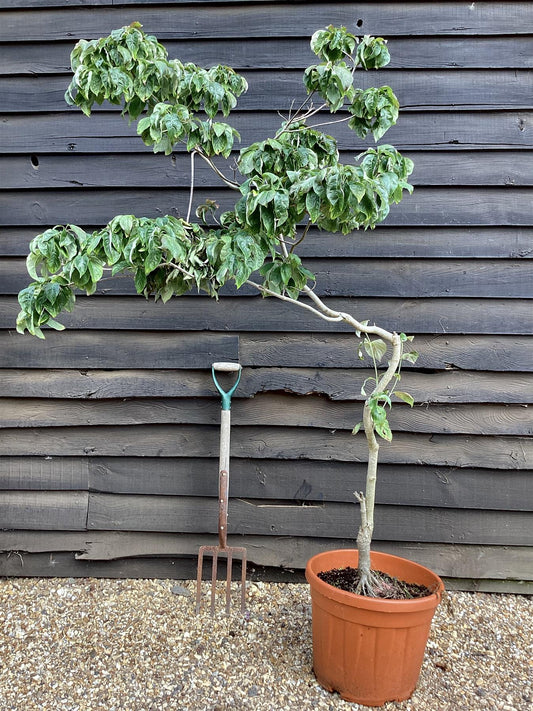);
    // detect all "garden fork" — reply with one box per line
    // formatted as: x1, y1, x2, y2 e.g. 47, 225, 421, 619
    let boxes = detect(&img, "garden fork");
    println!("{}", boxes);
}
195, 362, 247, 615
